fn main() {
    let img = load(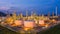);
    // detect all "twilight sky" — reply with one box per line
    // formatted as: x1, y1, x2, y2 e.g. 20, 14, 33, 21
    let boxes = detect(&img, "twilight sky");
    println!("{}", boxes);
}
0, 0, 60, 15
